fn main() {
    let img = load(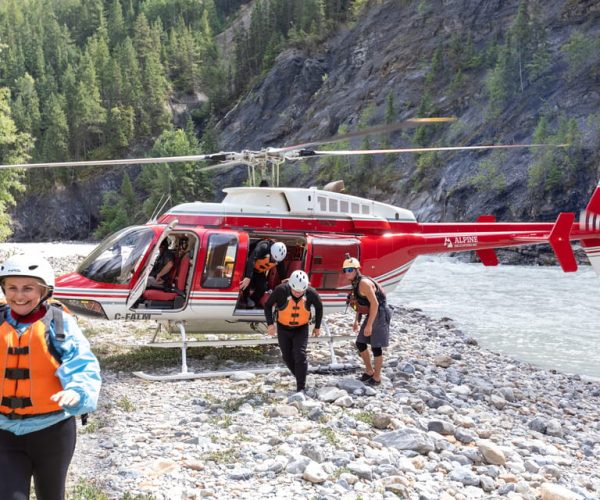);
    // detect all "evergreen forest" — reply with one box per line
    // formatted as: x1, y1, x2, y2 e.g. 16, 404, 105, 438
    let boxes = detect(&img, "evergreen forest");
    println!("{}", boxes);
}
0, 0, 358, 239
